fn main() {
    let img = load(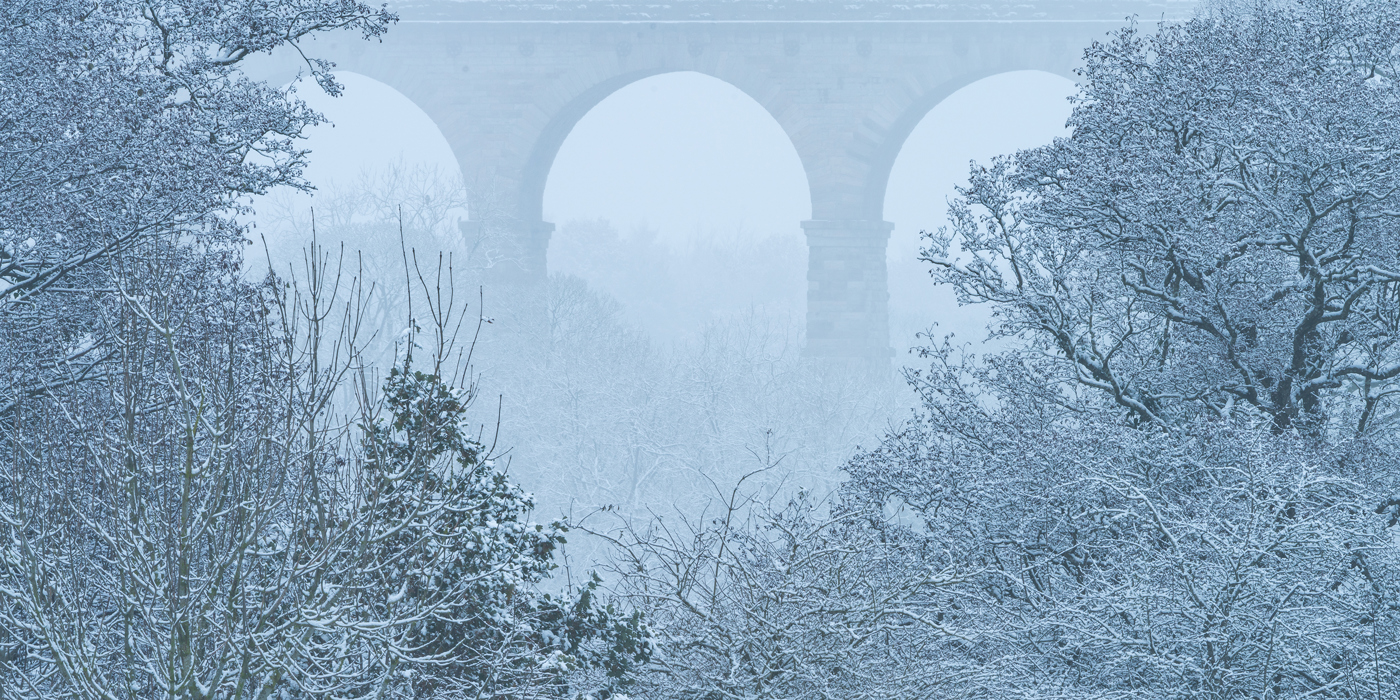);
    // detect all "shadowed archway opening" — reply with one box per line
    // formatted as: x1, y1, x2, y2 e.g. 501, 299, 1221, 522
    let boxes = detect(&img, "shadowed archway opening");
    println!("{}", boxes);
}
883, 70, 1076, 362
542, 71, 811, 342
